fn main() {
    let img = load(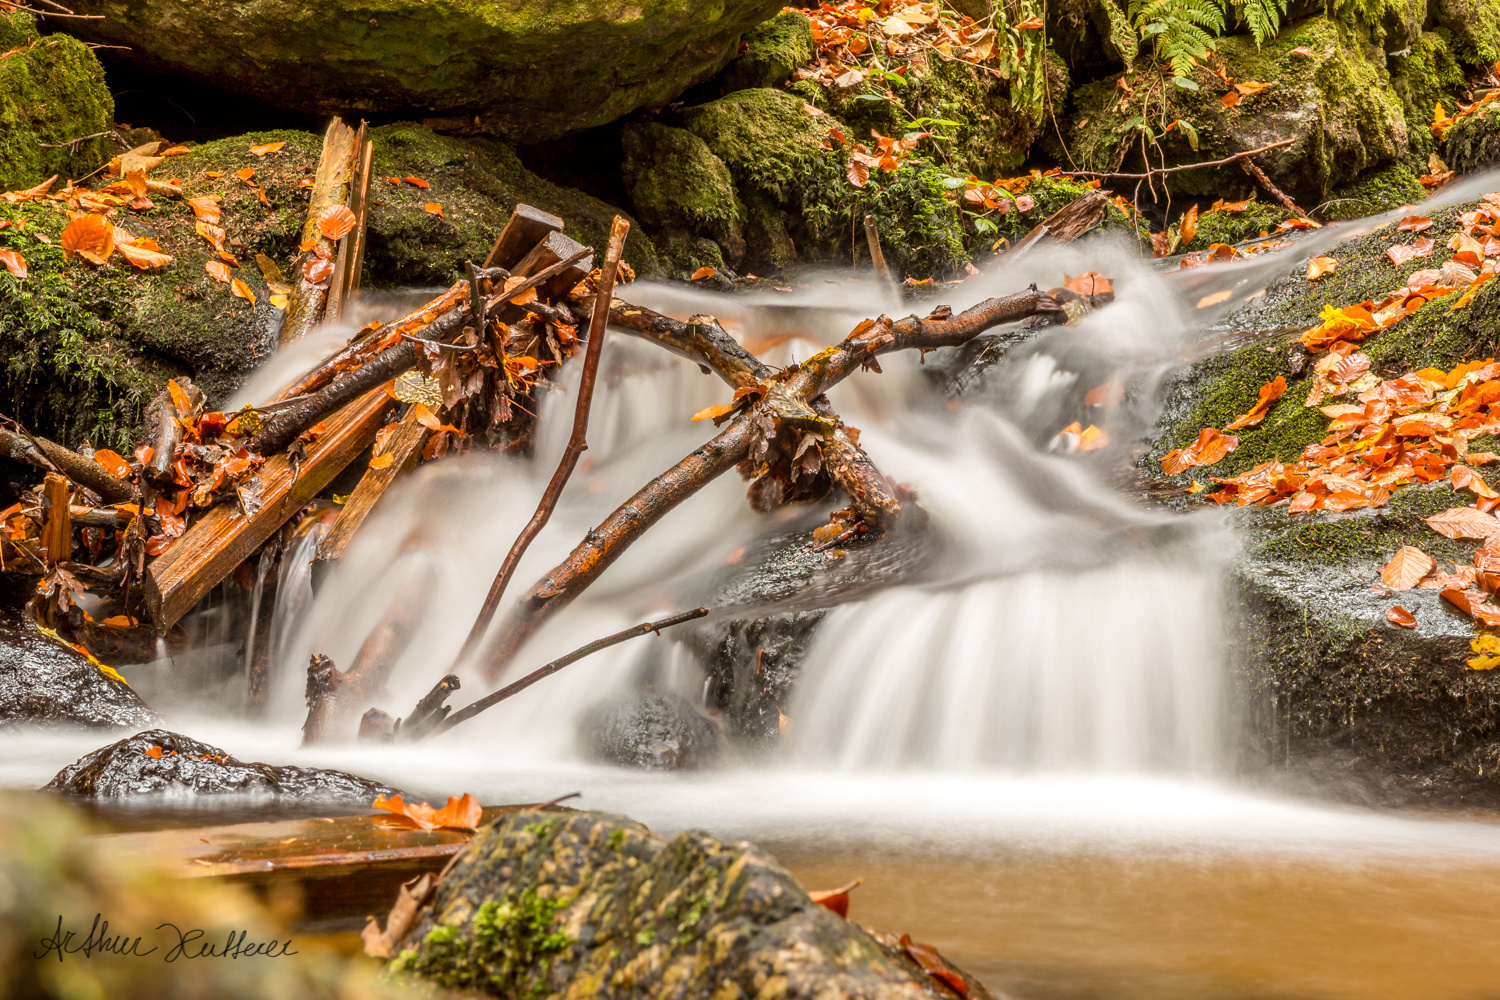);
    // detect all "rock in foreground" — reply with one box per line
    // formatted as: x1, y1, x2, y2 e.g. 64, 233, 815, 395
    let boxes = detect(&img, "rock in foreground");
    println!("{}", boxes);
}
45, 729, 401, 803
389, 810, 987, 999
0, 615, 157, 730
